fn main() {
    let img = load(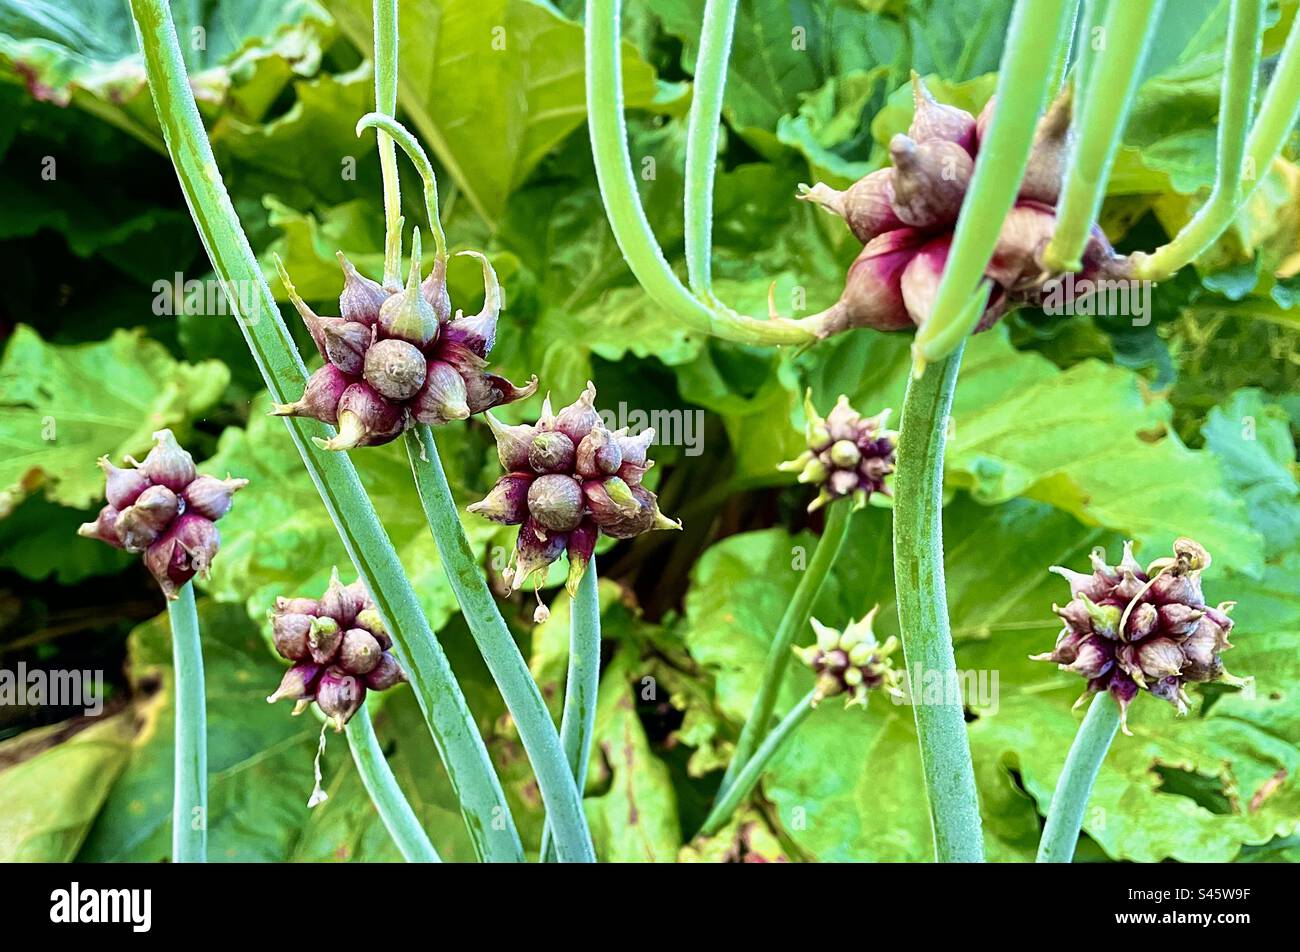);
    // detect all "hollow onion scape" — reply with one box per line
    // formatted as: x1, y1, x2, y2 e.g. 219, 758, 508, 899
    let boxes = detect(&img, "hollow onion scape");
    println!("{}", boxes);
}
283, 2, 600, 863
540, 556, 602, 863
464, 383, 679, 862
